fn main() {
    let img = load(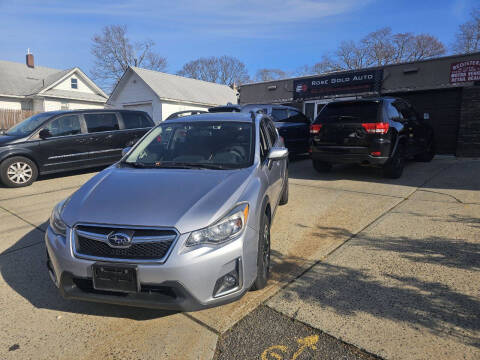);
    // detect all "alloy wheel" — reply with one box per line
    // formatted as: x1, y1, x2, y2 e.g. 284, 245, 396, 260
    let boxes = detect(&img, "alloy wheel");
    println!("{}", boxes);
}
7, 162, 33, 184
